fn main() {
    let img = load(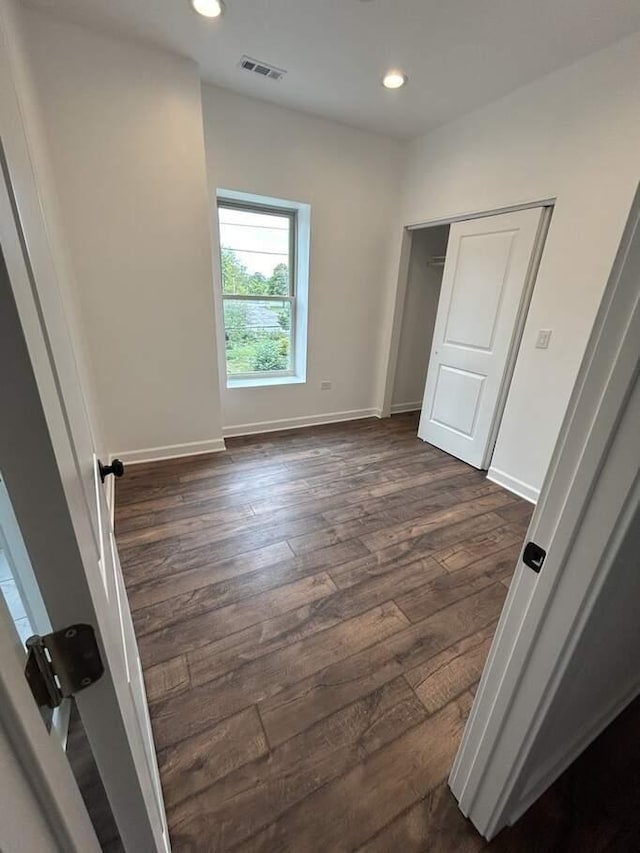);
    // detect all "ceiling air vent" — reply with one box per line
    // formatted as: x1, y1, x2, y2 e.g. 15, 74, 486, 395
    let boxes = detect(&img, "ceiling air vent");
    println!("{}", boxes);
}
239, 56, 287, 82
